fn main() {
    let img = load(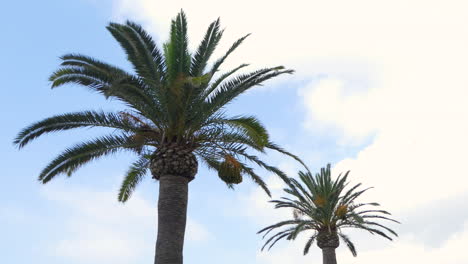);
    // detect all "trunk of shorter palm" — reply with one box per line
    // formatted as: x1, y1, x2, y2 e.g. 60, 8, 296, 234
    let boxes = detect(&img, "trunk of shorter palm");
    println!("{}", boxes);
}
321, 247, 337, 264
154, 175, 189, 264
317, 231, 339, 264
